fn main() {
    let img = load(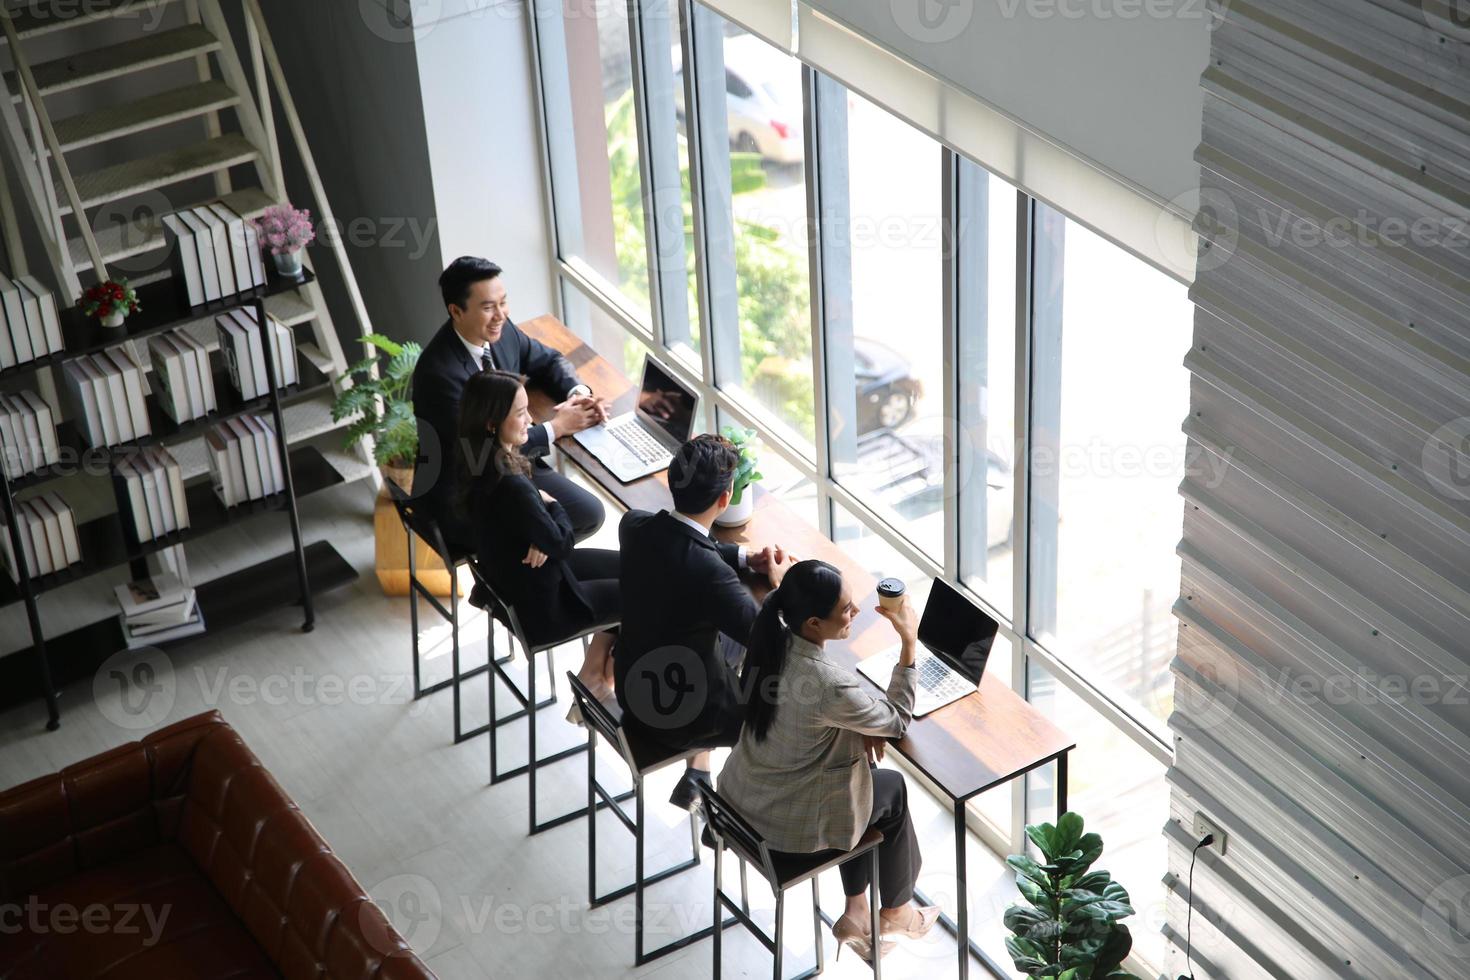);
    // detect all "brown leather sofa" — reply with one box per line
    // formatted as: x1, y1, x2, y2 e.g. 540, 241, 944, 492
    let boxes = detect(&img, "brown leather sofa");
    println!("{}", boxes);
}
0, 711, 436, 979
